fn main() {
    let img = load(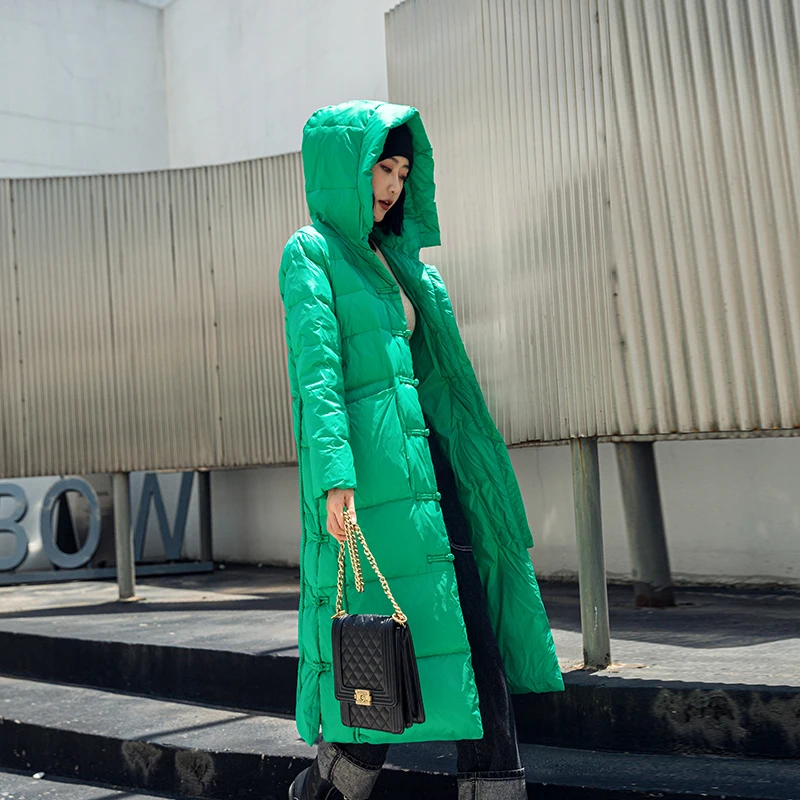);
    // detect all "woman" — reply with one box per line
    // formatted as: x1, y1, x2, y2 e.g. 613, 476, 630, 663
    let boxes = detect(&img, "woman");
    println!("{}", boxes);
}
280, 100, 563, 800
